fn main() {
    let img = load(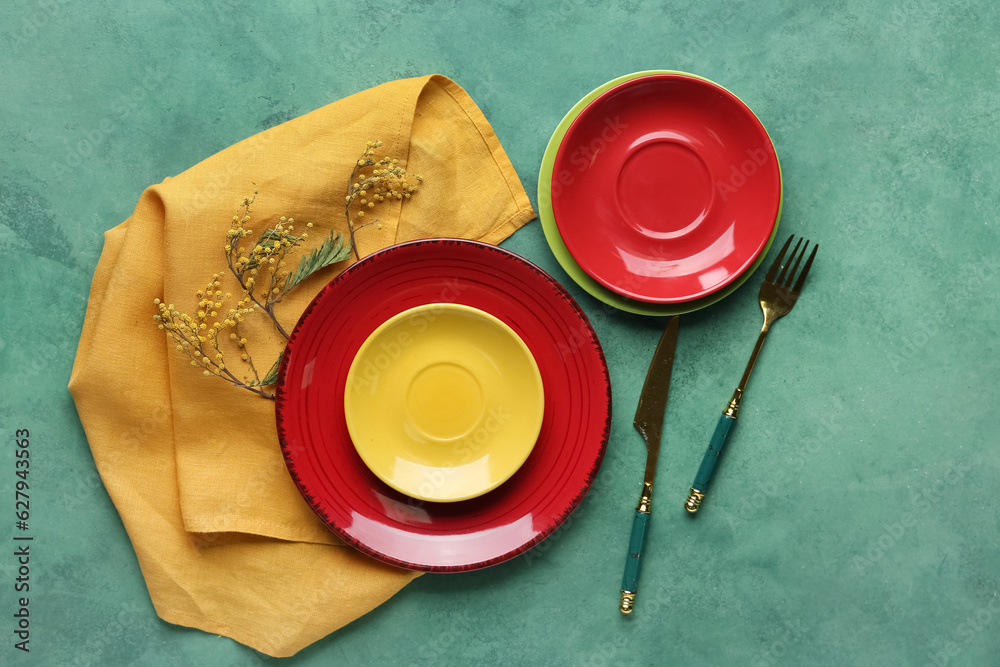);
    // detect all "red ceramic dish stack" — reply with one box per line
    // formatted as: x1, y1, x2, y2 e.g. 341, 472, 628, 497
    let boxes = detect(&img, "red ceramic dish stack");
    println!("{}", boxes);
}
551, 73, 781, 305
275, 239, 611, 571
